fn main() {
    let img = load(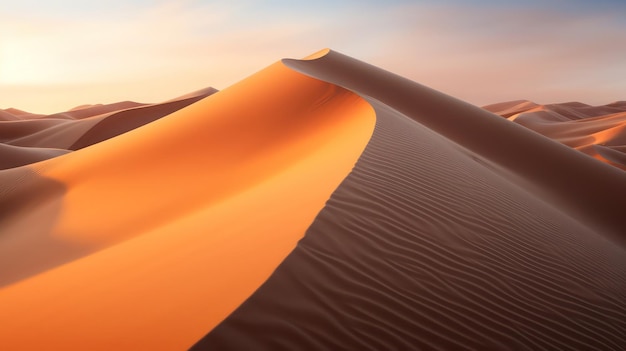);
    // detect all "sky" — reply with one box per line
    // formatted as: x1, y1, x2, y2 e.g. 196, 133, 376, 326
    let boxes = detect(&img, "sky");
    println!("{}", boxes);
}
1, 0, 625, 113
